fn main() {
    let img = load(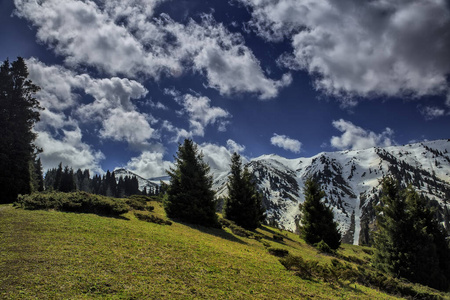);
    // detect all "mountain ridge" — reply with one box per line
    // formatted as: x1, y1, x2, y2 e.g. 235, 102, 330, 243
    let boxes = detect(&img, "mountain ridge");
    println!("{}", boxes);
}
118, 139, 450, 245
